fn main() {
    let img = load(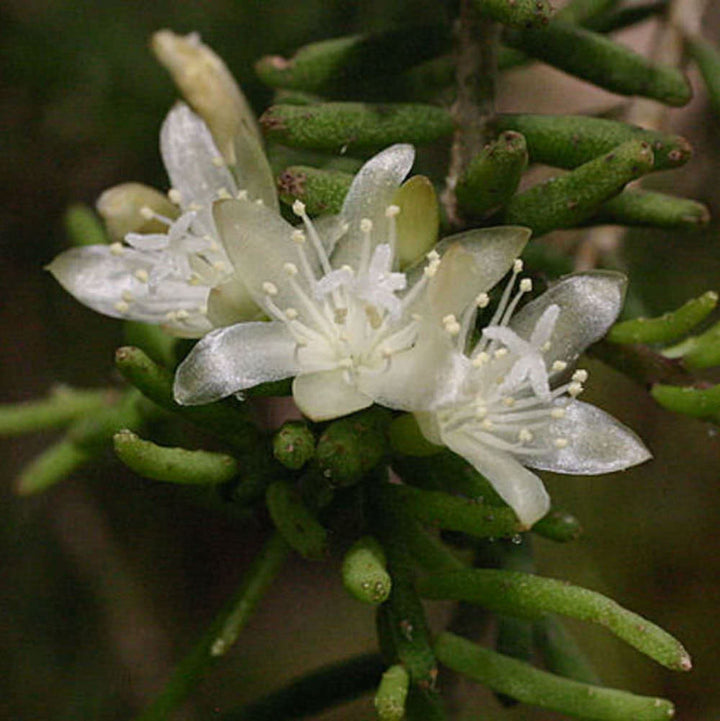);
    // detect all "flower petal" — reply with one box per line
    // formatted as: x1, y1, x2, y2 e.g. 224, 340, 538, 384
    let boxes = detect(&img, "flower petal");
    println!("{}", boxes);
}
522, 400, 652, 475
206, 272, 263, 327
160, 103, 236, 207
231, 121, 279, 210
510, 271, 626, 372
332, 144, 415, 269
173, 321, 298, 405
47, 246, 212, 336
292, 370, 373, 421
442, 429, 551, 528
213, 198, 320, 310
